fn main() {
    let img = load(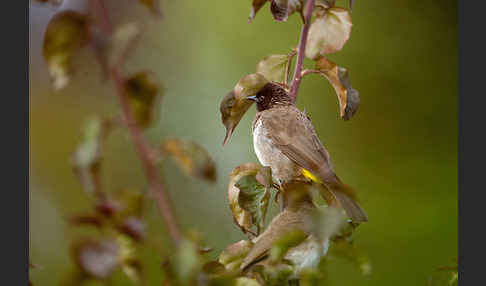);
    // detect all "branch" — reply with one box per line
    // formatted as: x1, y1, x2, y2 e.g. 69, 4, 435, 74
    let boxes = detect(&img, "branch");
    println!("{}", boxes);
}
289, 0, 315, 102
91, 0, 182, 244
